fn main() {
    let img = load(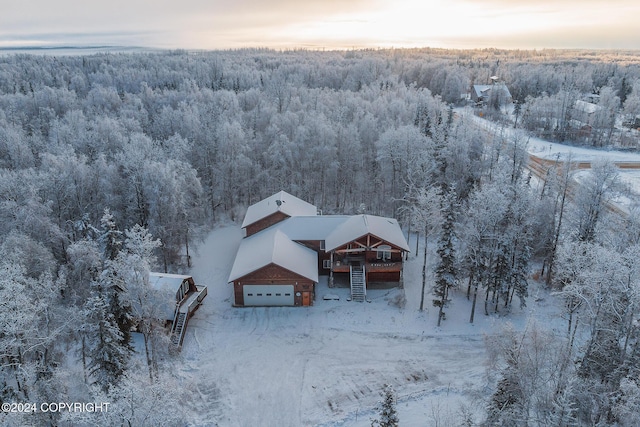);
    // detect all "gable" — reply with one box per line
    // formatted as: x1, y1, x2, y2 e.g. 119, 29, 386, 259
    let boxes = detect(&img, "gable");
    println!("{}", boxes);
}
241, 190, 318, 229
228, 228, 318, 283
233, 263, 316, 284
325, 215, 410, 252
330, 233, 408, 253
